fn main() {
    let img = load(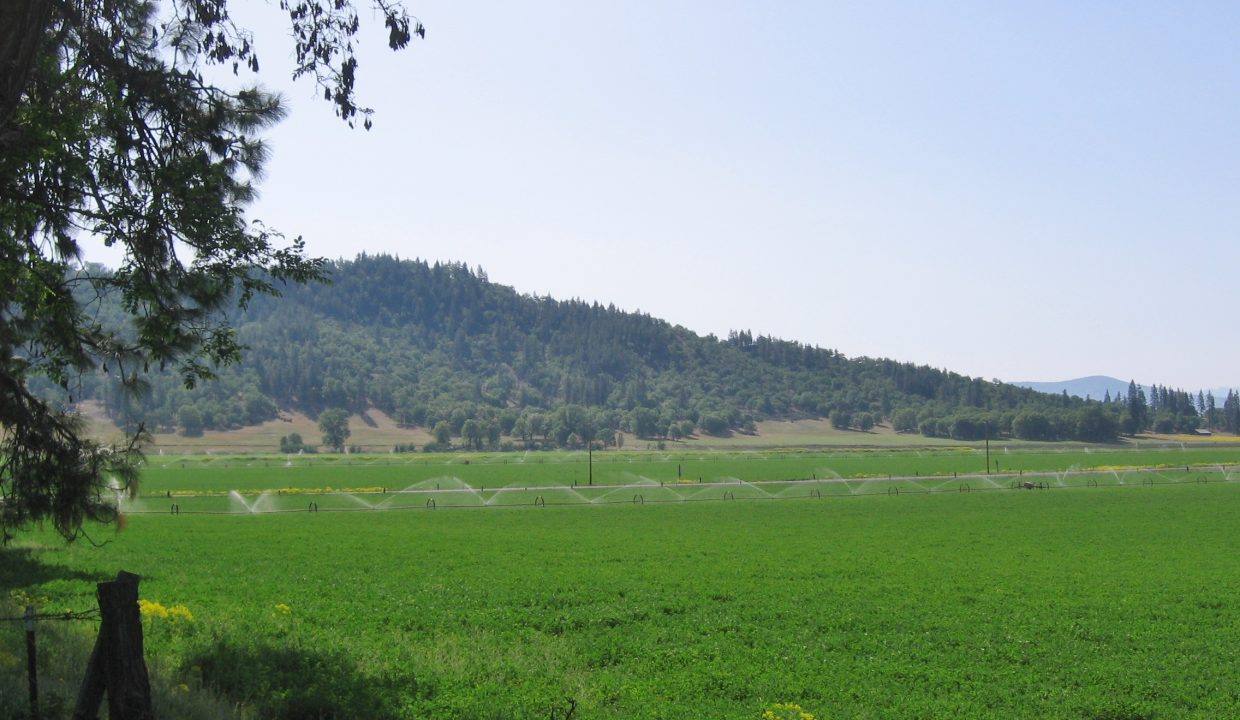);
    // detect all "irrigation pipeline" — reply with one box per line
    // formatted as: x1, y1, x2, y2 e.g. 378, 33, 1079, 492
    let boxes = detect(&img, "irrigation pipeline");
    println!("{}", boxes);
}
135, 463, 1240, 500
120, 474, 1239, 516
